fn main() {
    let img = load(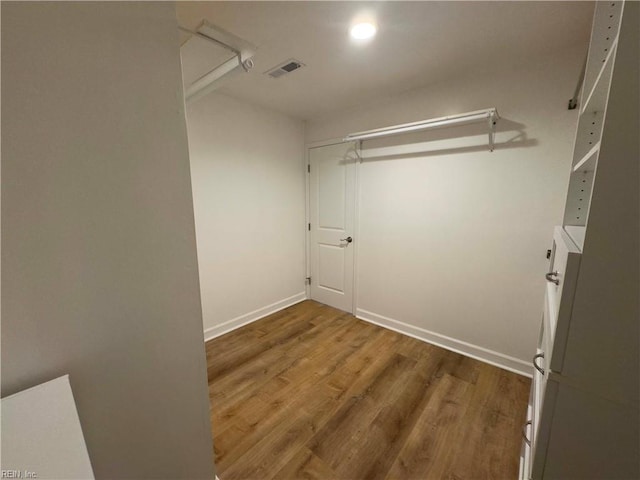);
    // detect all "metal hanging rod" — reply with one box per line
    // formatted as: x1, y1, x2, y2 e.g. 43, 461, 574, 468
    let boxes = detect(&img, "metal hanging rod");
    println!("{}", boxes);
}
343, 108, 500, 152
179, 26, 239, 55
179, 21, 256, 103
